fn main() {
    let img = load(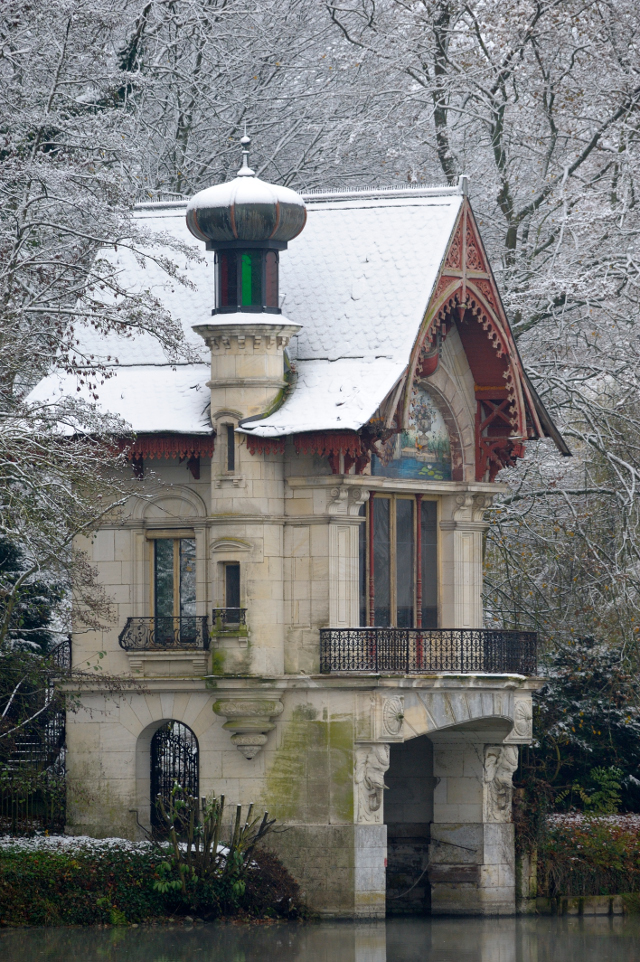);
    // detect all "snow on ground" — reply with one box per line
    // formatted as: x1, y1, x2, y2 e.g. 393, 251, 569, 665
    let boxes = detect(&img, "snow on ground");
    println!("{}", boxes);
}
0, 834, 232, 856
548, 814, 640, 829
0, 834, 154, 852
